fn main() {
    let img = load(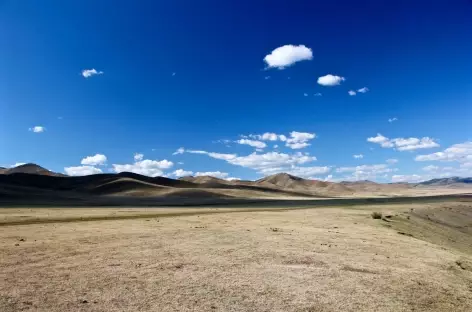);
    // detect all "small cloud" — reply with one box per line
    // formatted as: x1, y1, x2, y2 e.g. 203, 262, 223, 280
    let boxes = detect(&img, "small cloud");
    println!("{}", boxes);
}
172, 169, 193, 178
173, 147, 185, 155
353, 154, 364, 159
388, 117, 398, 123
317, 74, 345, 87
29, 126, 45, 133
237, 139, 267, 149
314, 93, 322, 97
273, 144, 279, 148
81, 154, 107, 166
348, 90, 356, 96
134, 153, 144, 161
287, 77, 291, 80
303, 93, 308, 97
357, 87, 369, 93
264, 76, 271, 80
81, 69, 103, 78
263, 44, 313, 69
11, 162, 26, 168
57, 116, 63, 120
65, 166, 102, 176
172, 72, 176, 76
